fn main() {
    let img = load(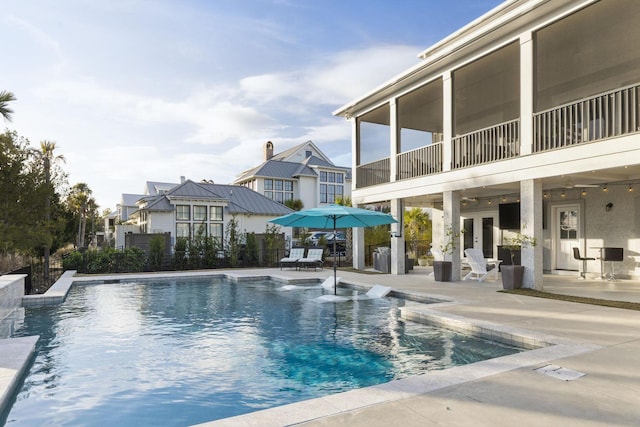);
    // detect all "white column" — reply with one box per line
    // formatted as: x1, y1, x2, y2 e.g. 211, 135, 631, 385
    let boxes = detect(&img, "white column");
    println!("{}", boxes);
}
350, 118, 365, 270
351, 117, 359, 188
520, 31, 534, 156
352, 226, 365, 270
431, 206, 443, 257
390, 99, 399, 182
442, 71, 453, 172
520, 179, 543, 289
390, 198, 405, 275
443, 190, 461, 281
